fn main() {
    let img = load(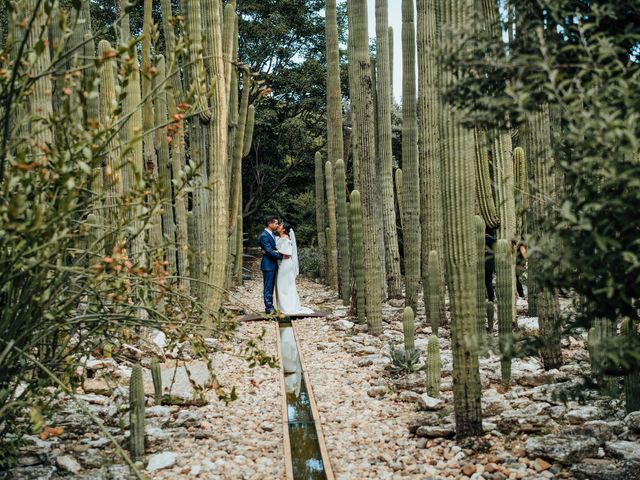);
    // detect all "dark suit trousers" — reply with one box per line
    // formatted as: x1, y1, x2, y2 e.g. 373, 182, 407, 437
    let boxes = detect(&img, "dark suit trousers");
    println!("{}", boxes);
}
262, 269, 277, 313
